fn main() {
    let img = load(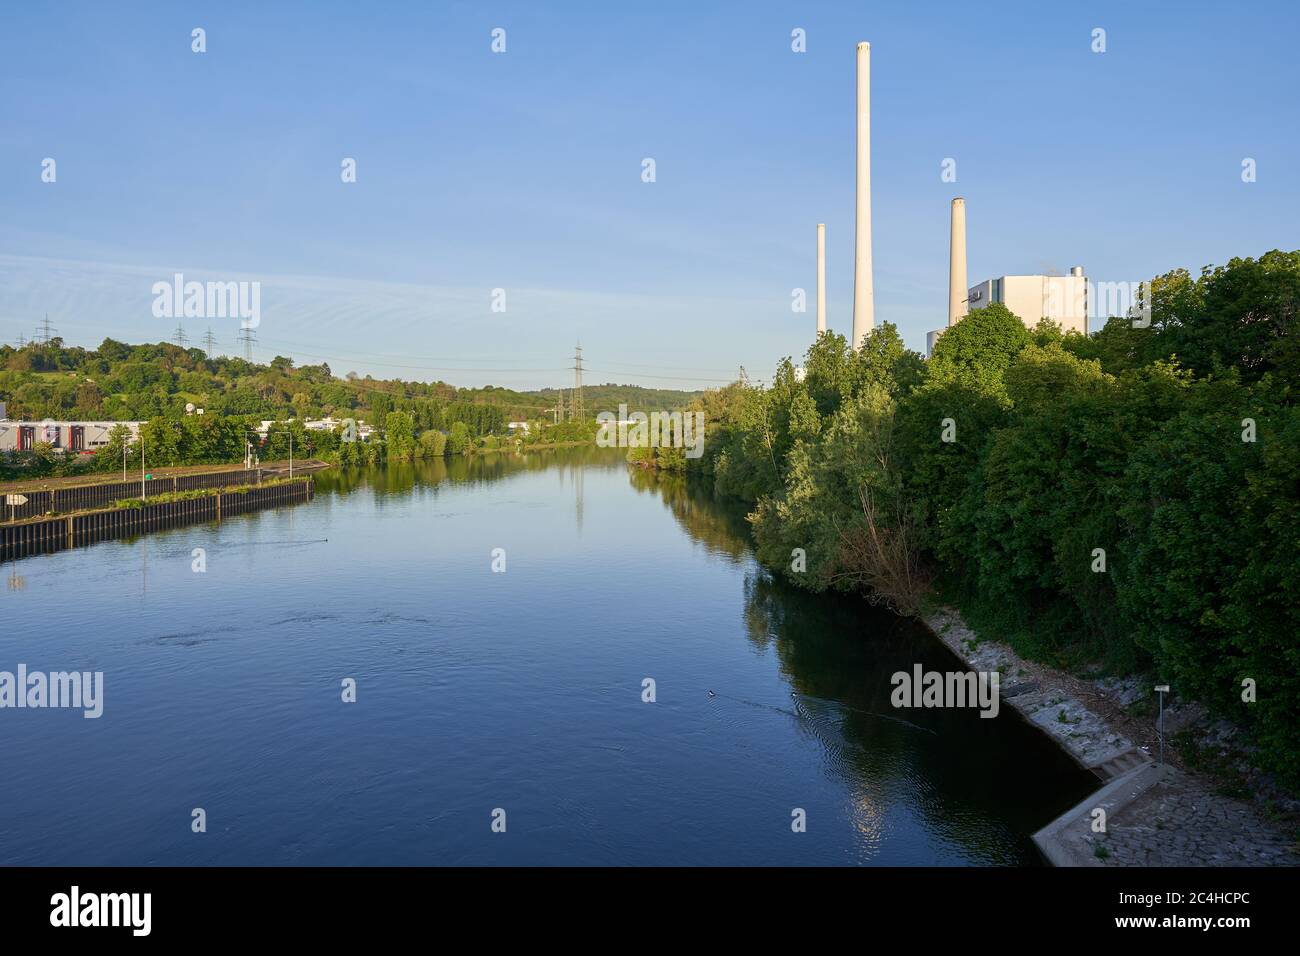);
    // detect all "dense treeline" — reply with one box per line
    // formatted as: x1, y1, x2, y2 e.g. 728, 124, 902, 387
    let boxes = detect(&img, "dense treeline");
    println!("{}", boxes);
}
0, 338, 698, 424
537, 384, 704, 413
0, 338, 534, 425
0, 338, 618, 479
689, 250, 1300, 787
